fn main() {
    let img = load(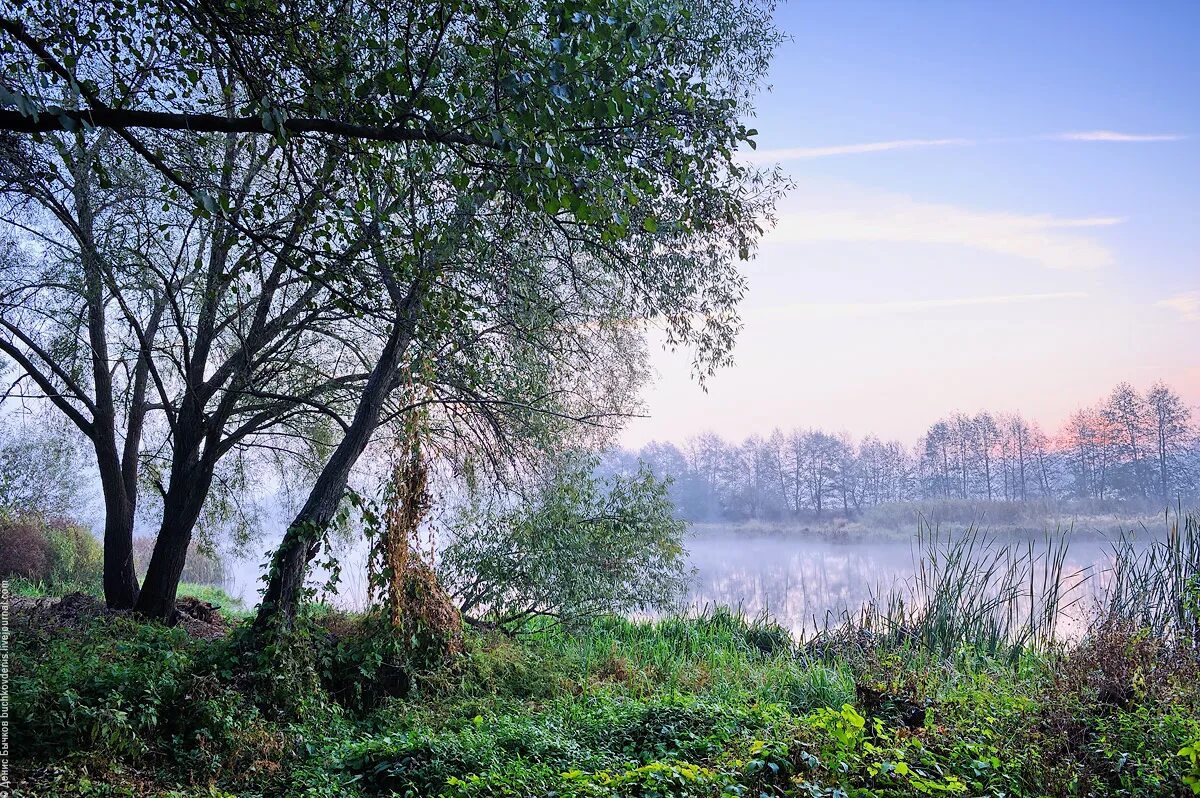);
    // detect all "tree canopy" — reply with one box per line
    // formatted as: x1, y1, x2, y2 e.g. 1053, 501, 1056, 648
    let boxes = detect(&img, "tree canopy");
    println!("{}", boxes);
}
1, 0, 785, 624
